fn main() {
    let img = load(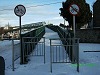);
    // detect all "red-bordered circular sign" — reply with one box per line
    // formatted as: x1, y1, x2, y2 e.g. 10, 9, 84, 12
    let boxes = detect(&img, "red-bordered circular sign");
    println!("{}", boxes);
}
69, 3, 79, 16
14, 4, 26, 17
